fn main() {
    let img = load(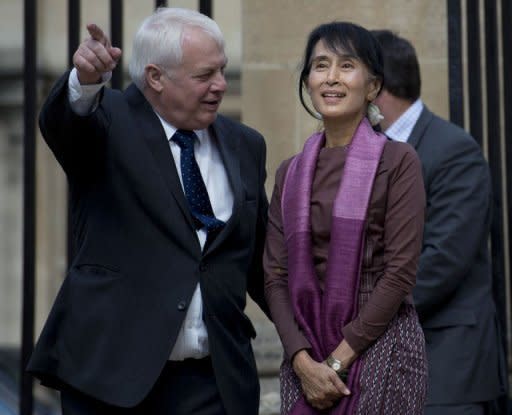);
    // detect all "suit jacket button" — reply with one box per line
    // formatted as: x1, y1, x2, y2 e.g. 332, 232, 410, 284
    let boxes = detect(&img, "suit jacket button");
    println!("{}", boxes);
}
199, 263, 207, 272
177, 301, 187, 311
